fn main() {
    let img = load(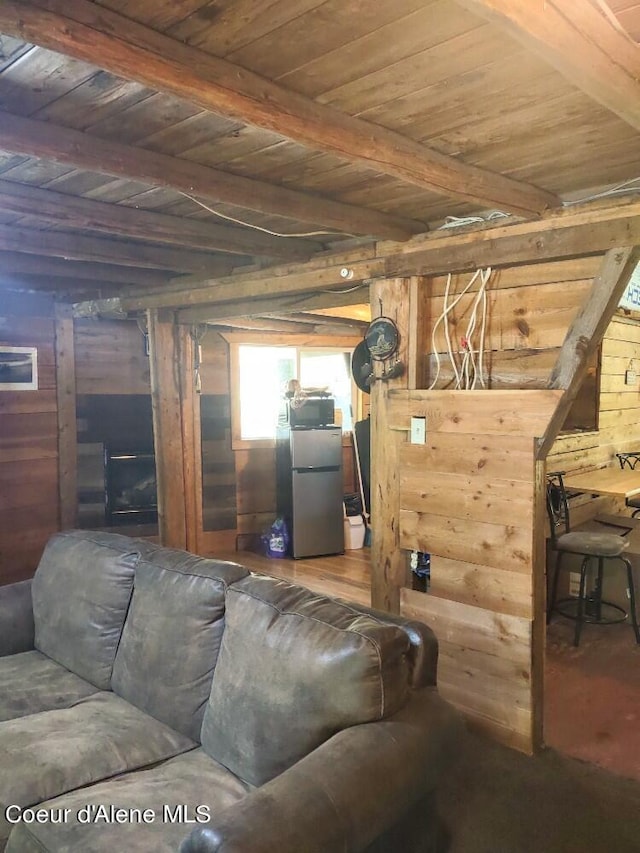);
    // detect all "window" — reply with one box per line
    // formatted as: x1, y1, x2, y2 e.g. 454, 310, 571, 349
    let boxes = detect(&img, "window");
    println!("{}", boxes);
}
233, 343, 356, 446
299, 349, 354, 432
238, 345, 296, 440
